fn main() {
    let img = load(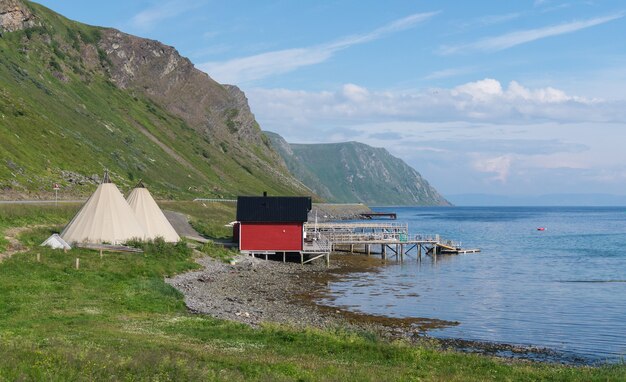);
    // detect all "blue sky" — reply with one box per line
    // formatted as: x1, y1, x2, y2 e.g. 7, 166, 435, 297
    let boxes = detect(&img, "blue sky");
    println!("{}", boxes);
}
35, 0, 626, 196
